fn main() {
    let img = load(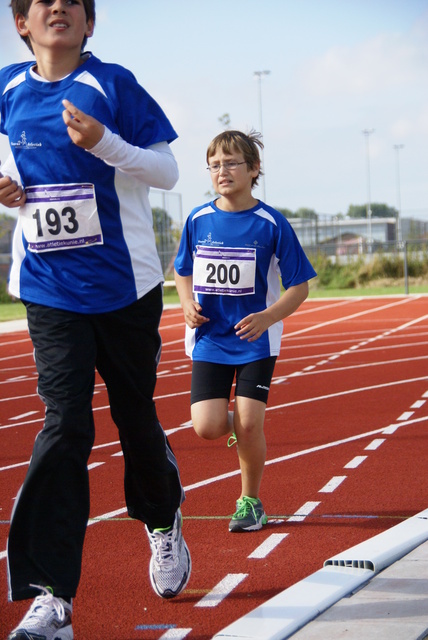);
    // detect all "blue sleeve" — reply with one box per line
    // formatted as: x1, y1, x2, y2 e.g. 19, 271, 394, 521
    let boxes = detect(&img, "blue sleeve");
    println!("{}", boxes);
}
174, 215, 195, 276
276, 216, 317, 289
106, 64, 178, 147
